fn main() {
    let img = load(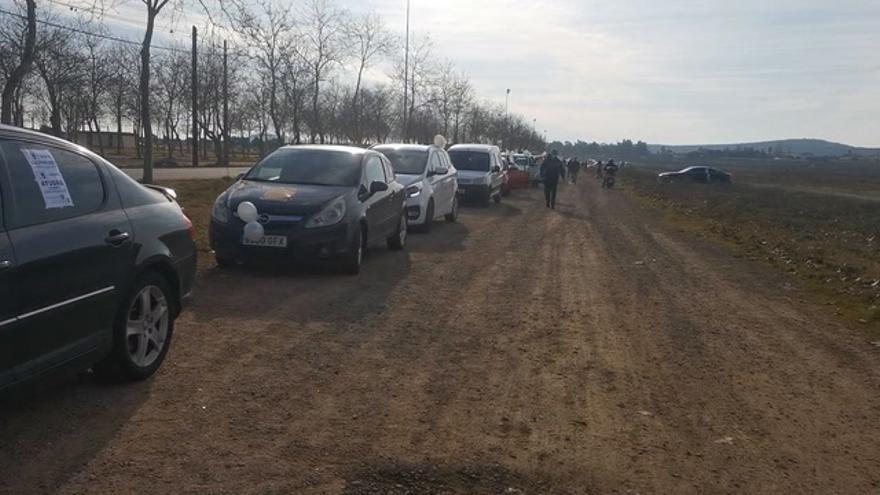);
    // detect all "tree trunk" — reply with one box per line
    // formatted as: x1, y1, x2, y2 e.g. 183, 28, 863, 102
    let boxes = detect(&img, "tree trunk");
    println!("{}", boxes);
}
94, 117, 104, 156
1, 0, 36, 124
140, 8, 157, 183
312, 69, 321, 144
352, 61, 365, 143
116, 107, 123, 155
47, 87, 62, 137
